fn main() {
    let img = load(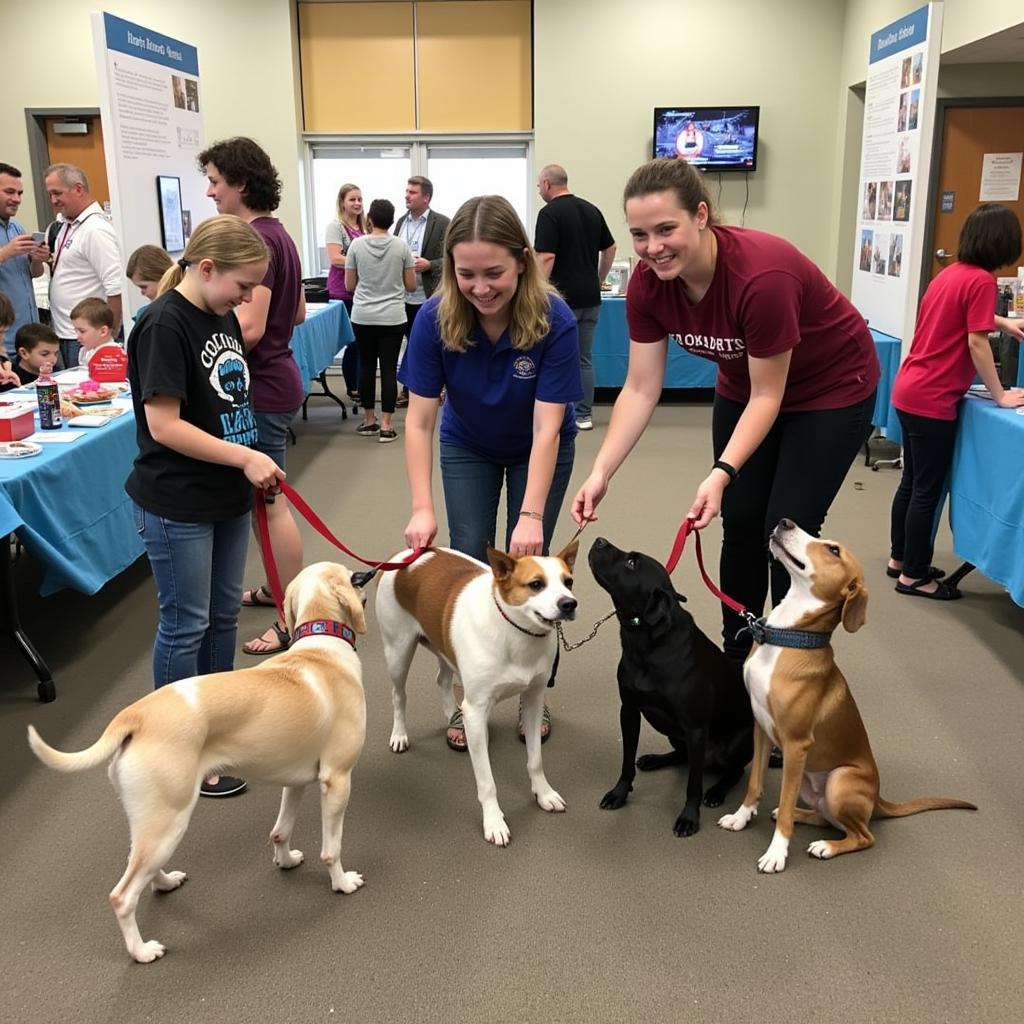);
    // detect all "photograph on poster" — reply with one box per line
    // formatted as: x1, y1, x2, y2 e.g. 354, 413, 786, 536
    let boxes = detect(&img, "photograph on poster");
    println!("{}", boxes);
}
897, 92, 909, 133
908, 89, 920, 130
185, 79, 200, 113
859, 229, 874, 272
862, 181, 877, 220
894, 180, 912, 222
878, 179, 894, 220
912, 52, 923, 85
900, 57, 912, 89
171, 75, 186, 110
157, 175, 185, 252
888, 234, 904, 277
182, 209, 193, 240
873, 233, 888, 275
897, 136, 912, 175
